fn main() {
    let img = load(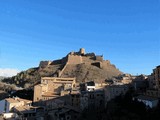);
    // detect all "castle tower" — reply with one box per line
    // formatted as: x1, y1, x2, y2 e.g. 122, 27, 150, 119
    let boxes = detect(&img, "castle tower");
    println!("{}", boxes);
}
79, 48, 85, 55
